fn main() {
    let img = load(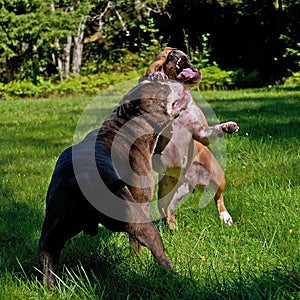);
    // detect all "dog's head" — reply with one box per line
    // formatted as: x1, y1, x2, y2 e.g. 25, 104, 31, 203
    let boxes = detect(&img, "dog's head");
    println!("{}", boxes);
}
143, 47, 202, 86
119, 80, 191, 127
